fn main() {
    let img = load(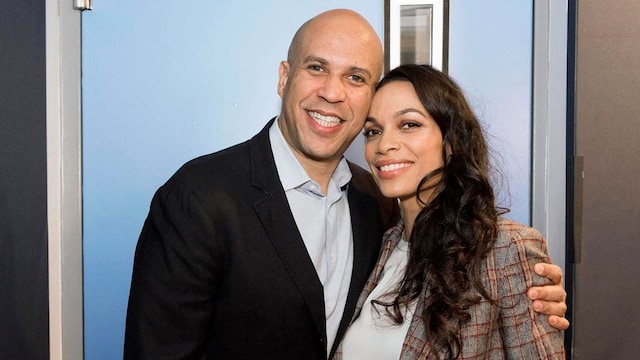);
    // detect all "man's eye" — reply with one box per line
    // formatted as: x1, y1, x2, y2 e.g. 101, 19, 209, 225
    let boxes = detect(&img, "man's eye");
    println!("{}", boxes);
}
308, 65, 323, 71
350, 75, 364, 83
